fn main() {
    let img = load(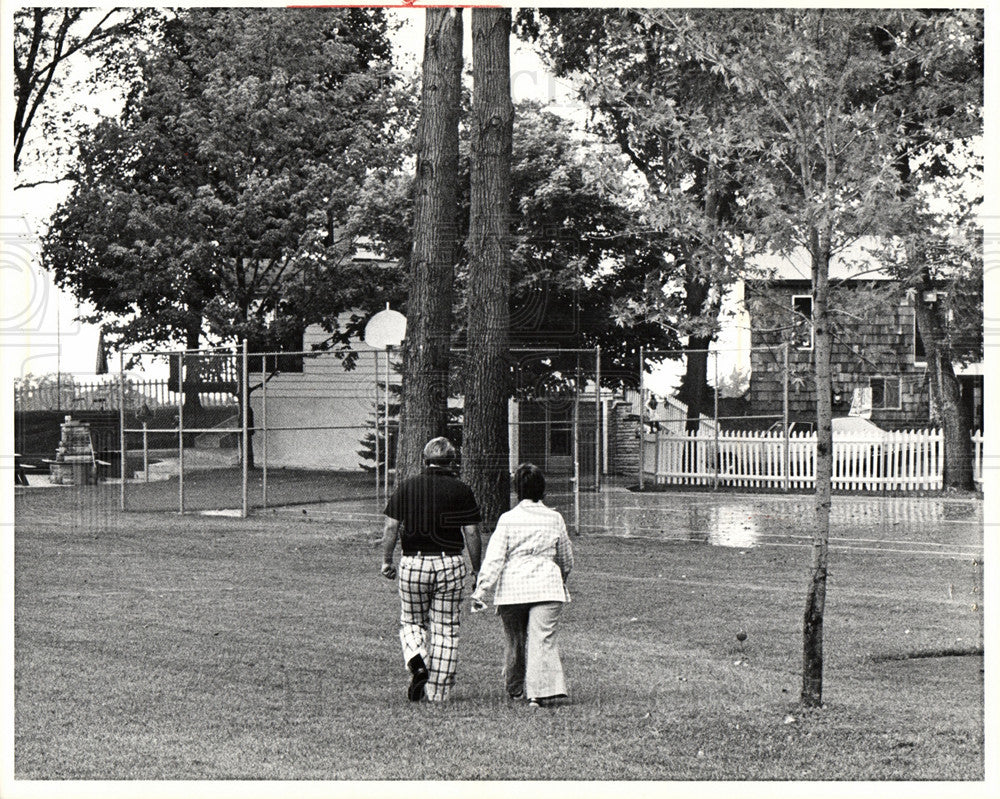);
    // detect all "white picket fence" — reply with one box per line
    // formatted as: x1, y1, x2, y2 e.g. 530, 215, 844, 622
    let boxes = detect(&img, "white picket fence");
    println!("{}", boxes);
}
643, 428, 984, 492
